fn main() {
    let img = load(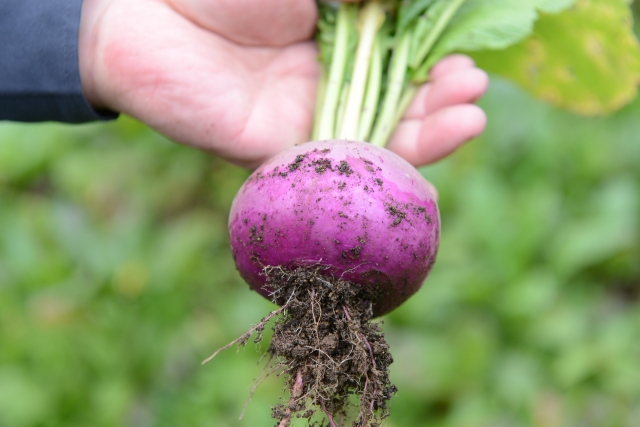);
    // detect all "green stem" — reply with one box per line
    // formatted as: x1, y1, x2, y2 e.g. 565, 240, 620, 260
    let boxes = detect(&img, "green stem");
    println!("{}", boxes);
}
389, 83, 420, 135
311, 67, 328, 141
412, 0, 467, 80
369, 29, 412, 147
338, 1, 385, 140
335, 81, 351, 138
317, 4, 352, 140
358, 36, 383, 142
314, 0, 467, 147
